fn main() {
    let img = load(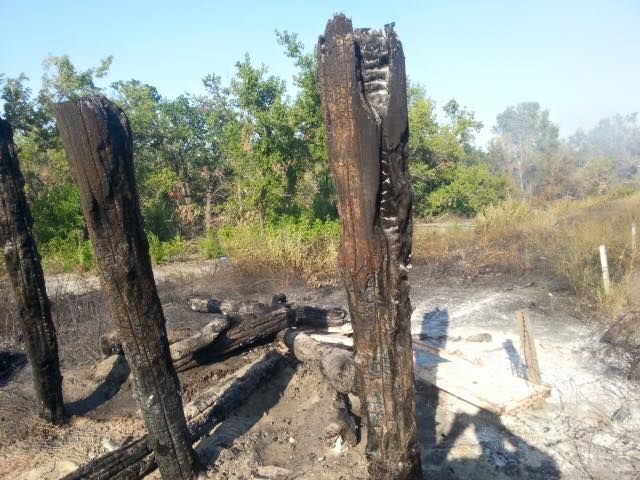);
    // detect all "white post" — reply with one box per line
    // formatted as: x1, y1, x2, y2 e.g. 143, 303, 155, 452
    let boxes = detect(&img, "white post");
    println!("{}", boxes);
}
632, 223, 637, 251
599, 245, 611, 295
